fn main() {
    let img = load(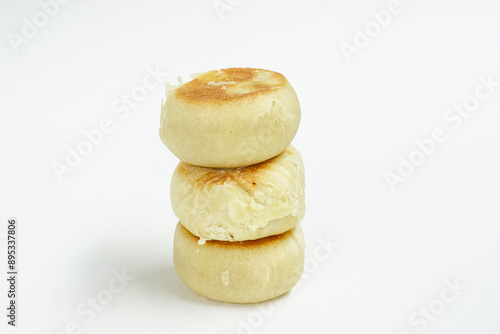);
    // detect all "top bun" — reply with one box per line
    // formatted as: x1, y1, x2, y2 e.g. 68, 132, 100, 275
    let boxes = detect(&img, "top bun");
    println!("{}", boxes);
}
159, 68, 301, 168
